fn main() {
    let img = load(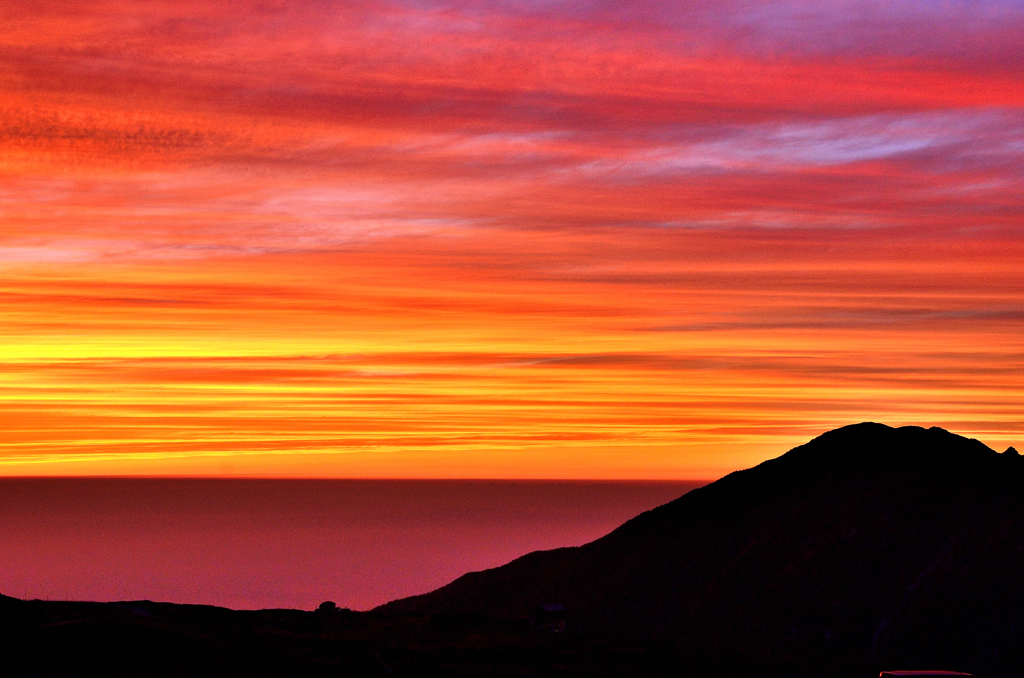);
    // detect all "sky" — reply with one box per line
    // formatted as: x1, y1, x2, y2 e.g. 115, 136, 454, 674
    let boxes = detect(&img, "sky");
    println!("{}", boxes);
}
0, 0, 1022, 478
